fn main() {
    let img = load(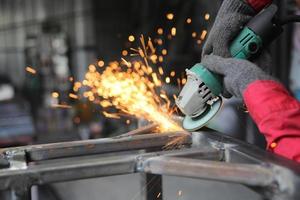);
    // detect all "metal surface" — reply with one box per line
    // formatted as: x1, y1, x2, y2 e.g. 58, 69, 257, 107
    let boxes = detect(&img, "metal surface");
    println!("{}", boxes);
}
141, 157, 275, 186
4, 132, 189, 161
0, 130, 299, 200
